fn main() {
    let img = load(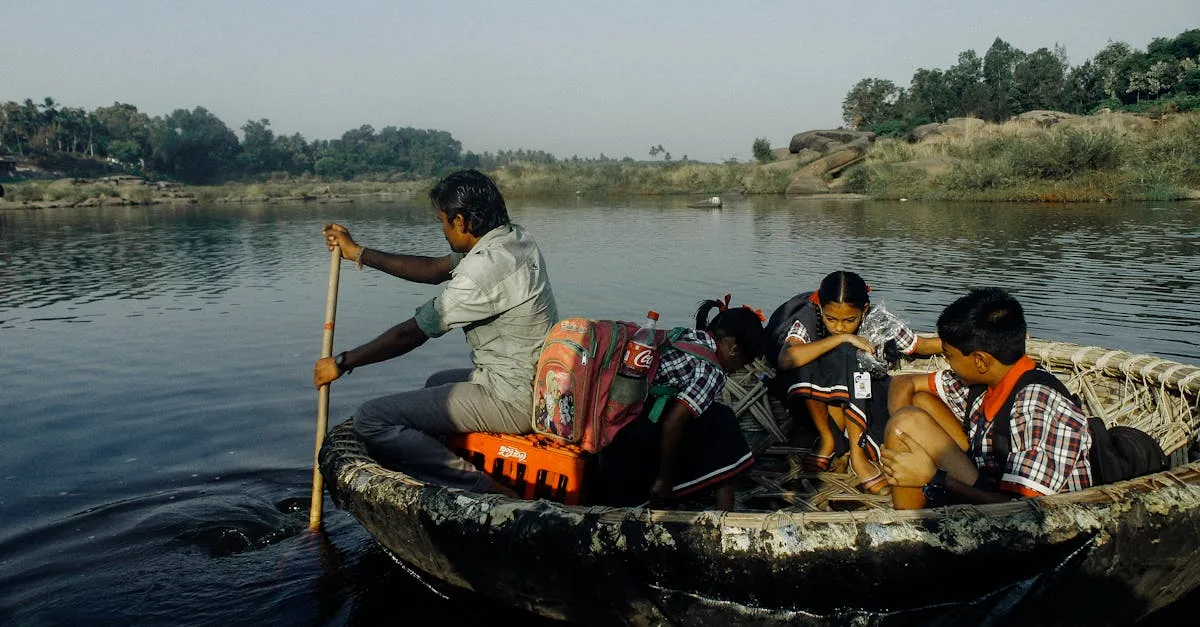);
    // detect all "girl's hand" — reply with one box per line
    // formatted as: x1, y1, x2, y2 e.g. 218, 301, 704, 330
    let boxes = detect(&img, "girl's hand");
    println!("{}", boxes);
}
843, 334, 874, 353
